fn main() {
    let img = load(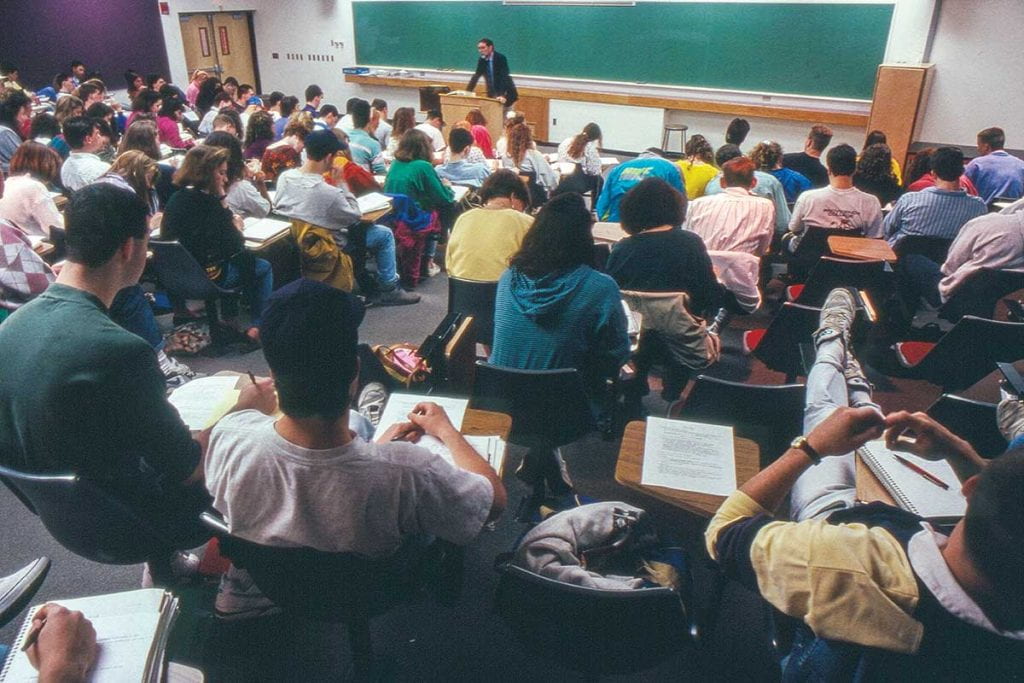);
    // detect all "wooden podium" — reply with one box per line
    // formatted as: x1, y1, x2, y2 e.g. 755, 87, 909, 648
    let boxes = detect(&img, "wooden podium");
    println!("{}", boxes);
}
439, 93, 504, 145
